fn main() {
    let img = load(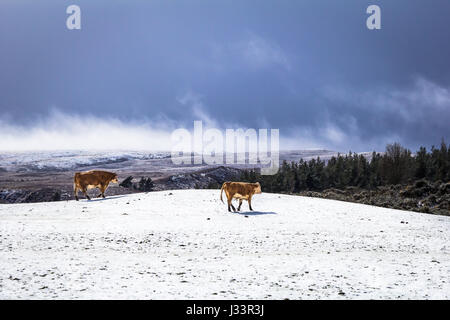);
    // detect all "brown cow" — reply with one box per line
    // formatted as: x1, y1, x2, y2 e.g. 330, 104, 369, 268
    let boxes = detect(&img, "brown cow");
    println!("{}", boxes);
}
220, 181, 262, 212
74, 170, 119, 201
